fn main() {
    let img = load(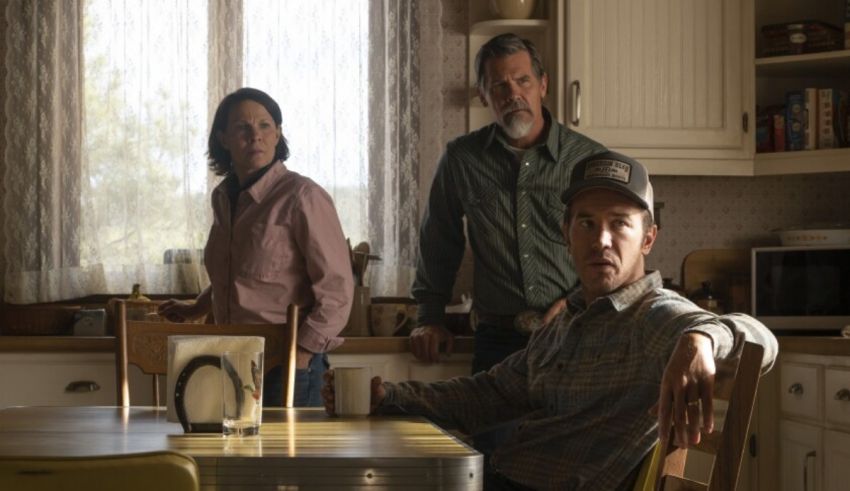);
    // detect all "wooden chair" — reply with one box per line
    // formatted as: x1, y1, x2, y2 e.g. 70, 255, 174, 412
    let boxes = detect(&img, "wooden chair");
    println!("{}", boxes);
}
635, 340, 765, 491
0, 450, 199, 491
114, 299, 299, 408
